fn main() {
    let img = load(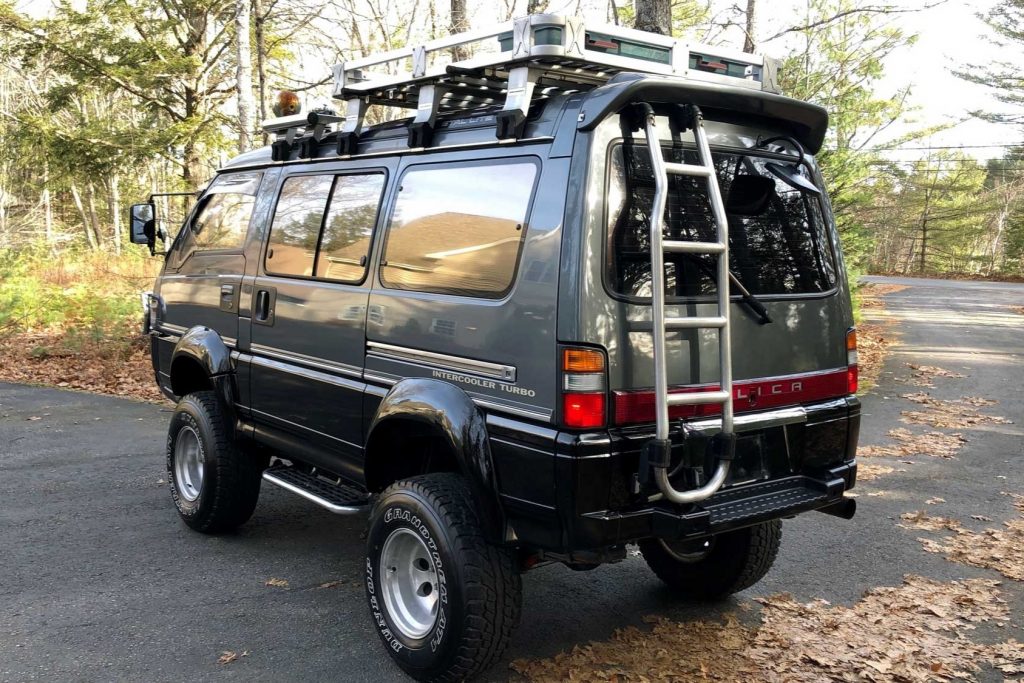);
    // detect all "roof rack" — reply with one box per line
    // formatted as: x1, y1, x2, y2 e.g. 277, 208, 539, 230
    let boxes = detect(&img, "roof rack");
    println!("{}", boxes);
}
262, 13, 780, 157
